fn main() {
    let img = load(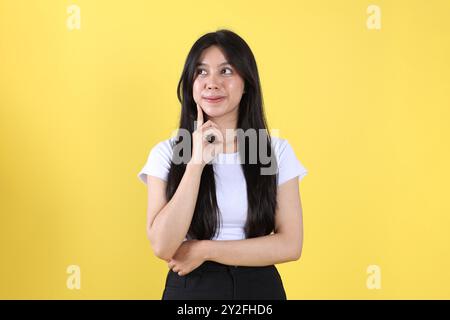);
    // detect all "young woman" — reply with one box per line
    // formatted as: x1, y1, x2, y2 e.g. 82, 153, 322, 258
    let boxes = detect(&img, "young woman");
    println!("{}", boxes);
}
138, 29, 308, 300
